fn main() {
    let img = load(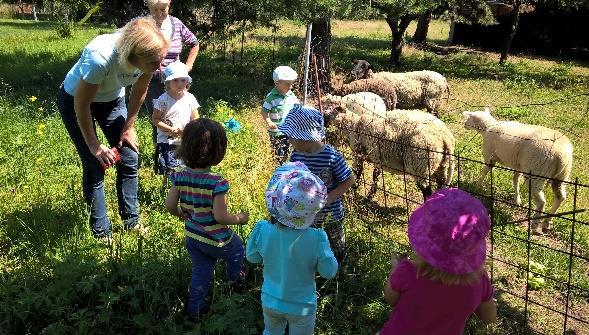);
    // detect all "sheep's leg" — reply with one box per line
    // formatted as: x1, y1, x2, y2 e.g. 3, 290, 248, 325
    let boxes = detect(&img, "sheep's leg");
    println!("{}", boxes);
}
513, 172, 522, 205
530, 179, 547, 235
351, 144, 367, 192
478, 162, 493, 189
415, 178, 433, 201
351, 156, 364, 191
368, 167, 381, 197
543, 180, 567, 232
